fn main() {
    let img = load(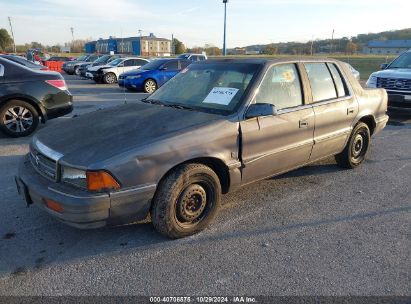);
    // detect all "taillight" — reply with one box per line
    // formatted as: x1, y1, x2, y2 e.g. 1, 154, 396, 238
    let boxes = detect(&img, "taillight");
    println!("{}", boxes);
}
45, 79, 67, 91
